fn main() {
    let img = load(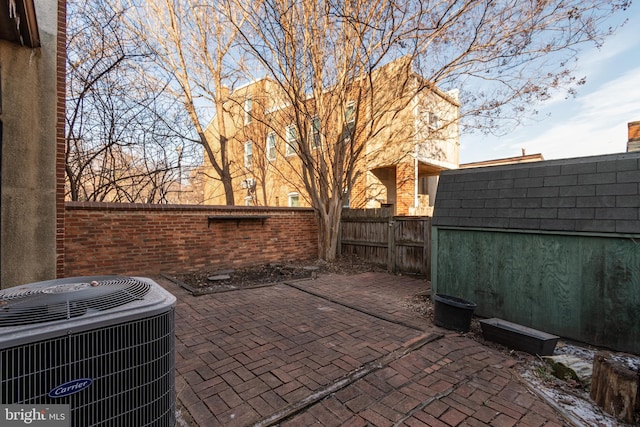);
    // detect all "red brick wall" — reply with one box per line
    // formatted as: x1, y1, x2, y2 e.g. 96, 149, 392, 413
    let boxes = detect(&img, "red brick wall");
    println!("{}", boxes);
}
396, 162, 416, 215
629, 121, 640, 142
64, 203, 318, 277
56, 0, 67, 278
